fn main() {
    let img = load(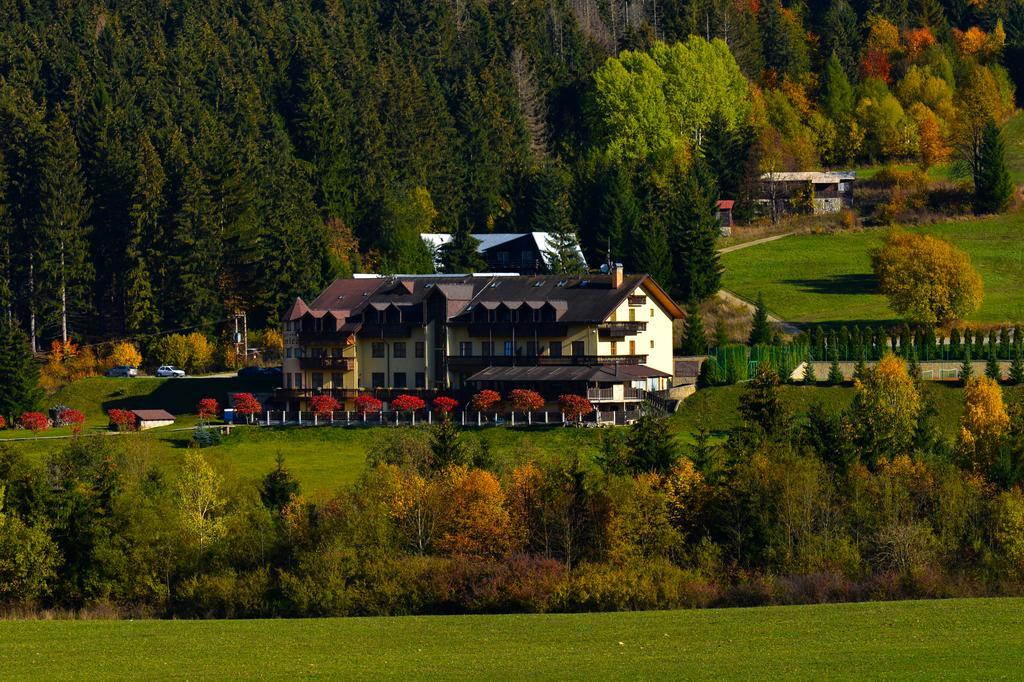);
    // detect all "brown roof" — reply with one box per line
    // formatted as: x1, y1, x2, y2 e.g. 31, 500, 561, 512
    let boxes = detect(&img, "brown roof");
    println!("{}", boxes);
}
130, 409, 176, 421
467, 364, 669, 383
